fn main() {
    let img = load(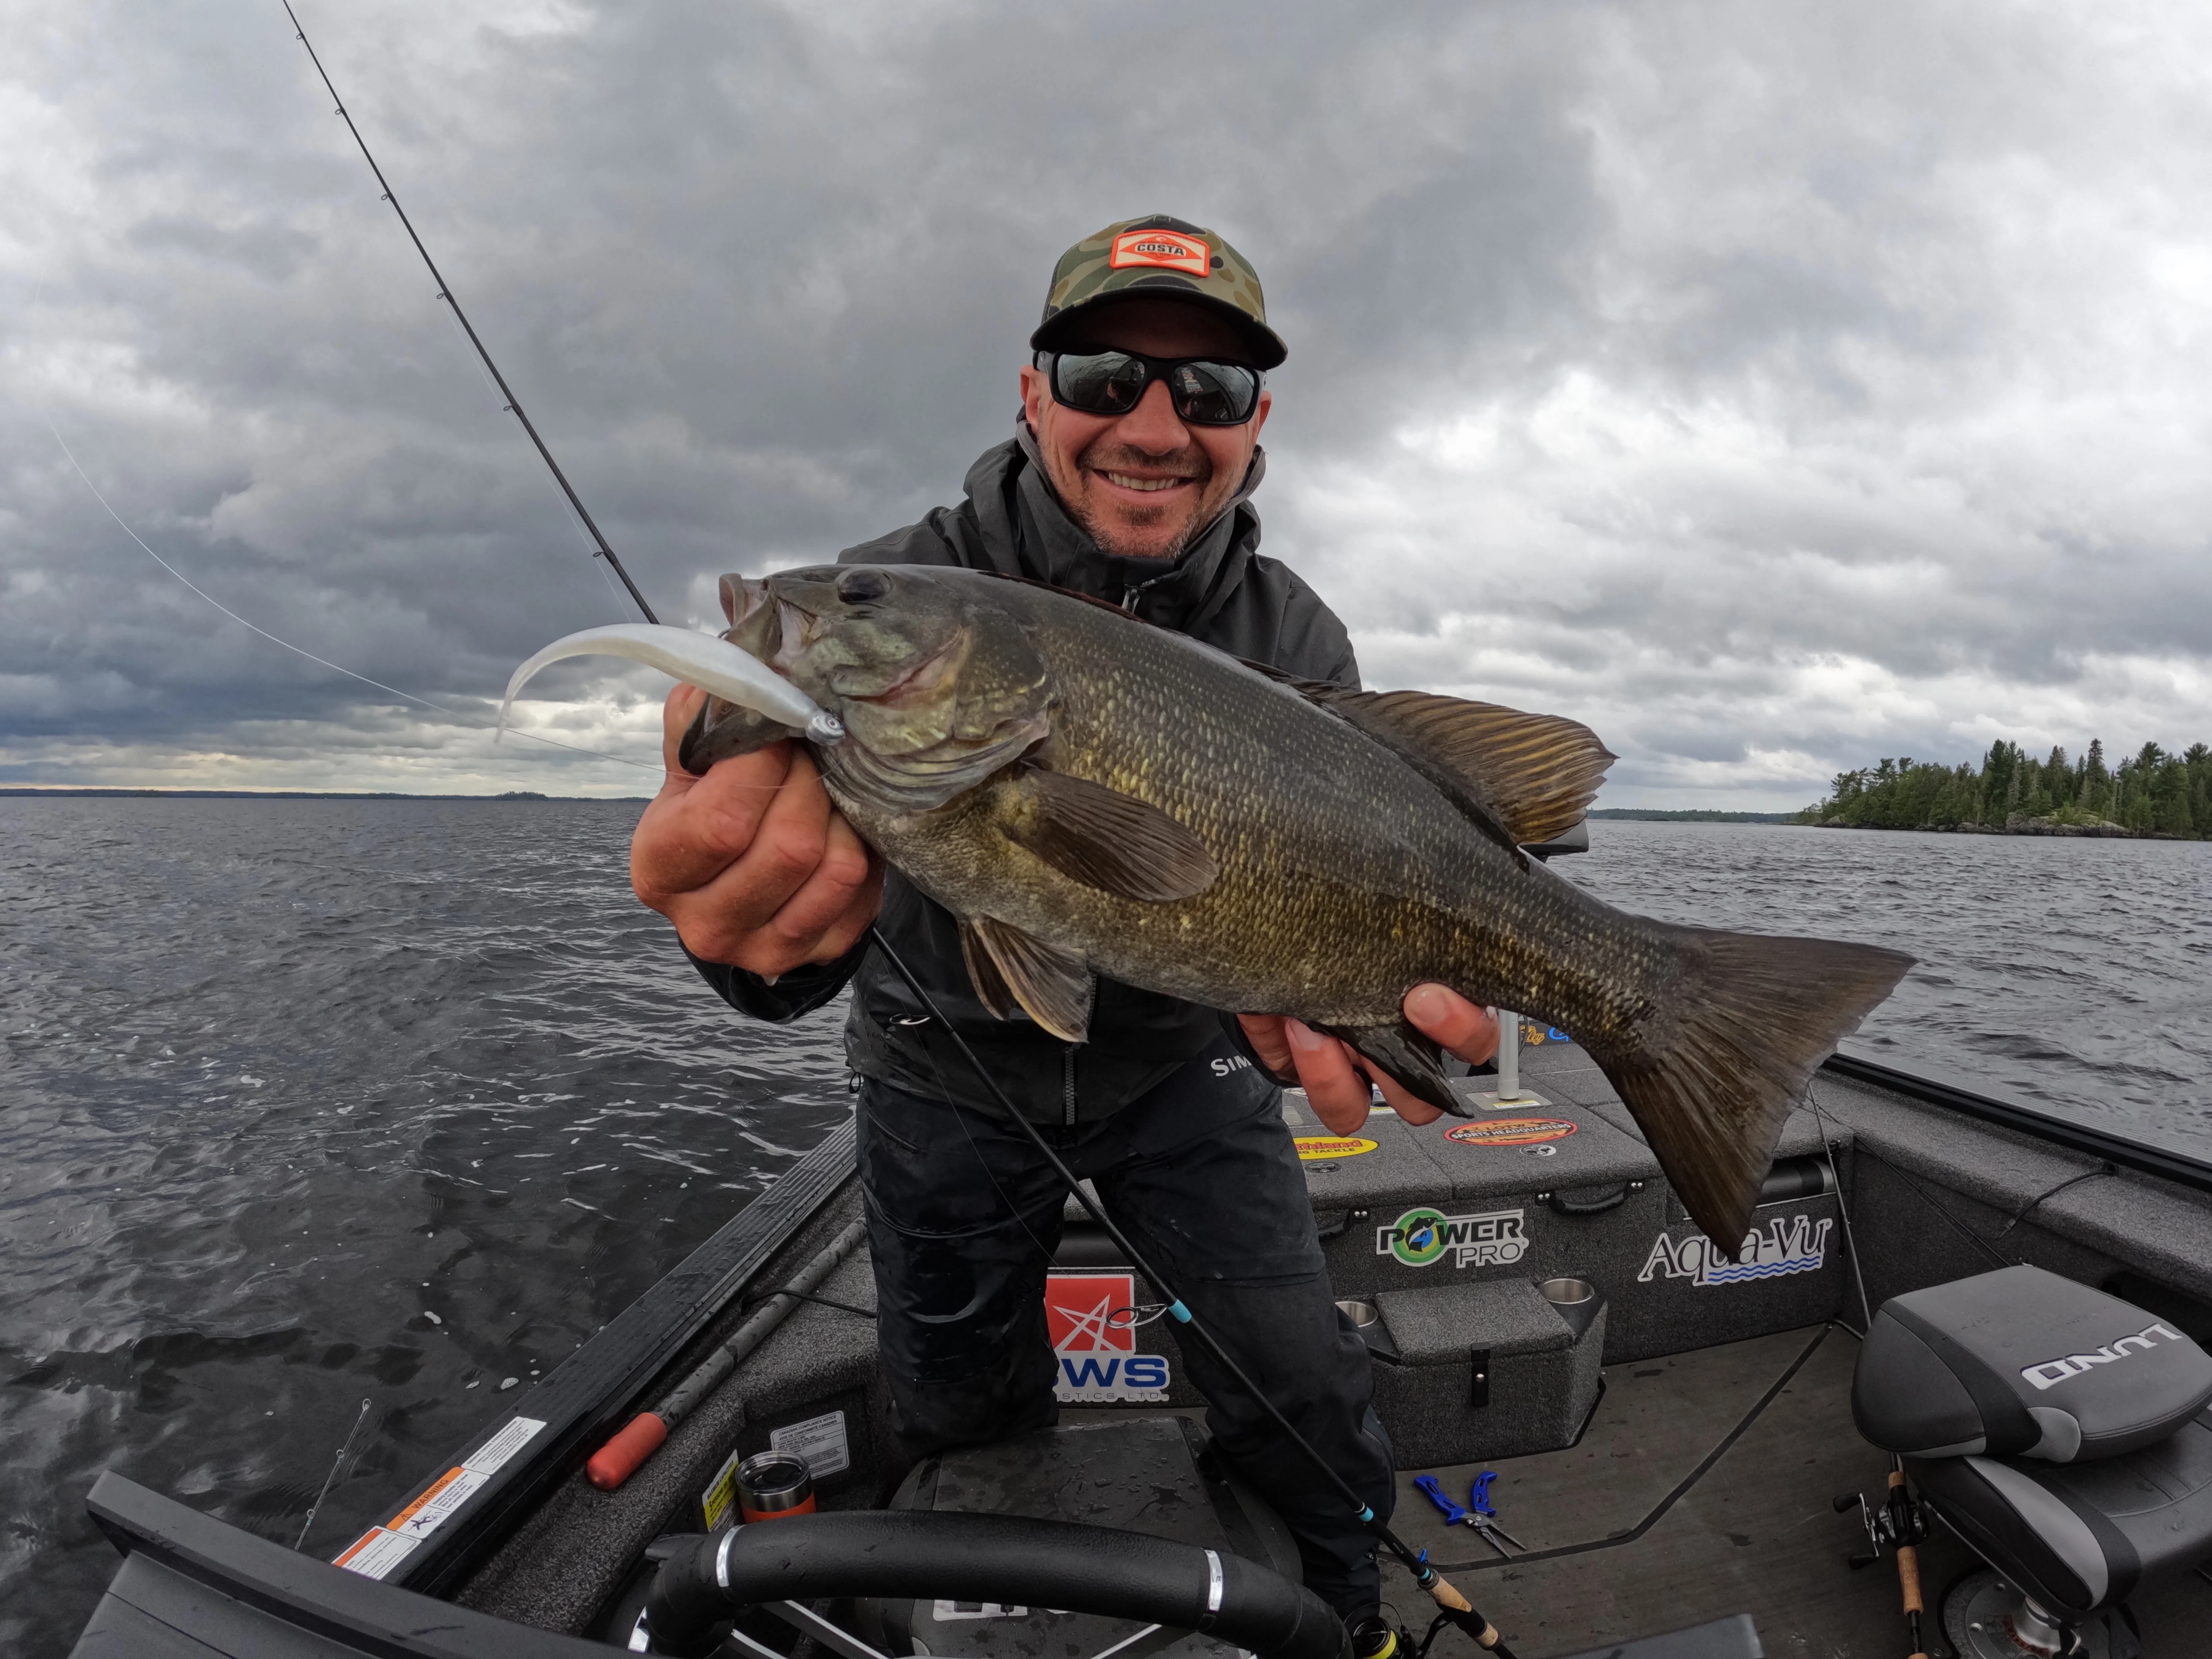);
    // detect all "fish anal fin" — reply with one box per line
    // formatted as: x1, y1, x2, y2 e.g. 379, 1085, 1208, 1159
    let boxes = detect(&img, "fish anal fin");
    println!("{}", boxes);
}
1591, 930, 1913, 1251
1002, 769, 1218, 903
1305, 688, 1615, 850
966, 915, 1094, 1042
1313, 1019, 1473, 1120
958, 918, 1019, 1021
